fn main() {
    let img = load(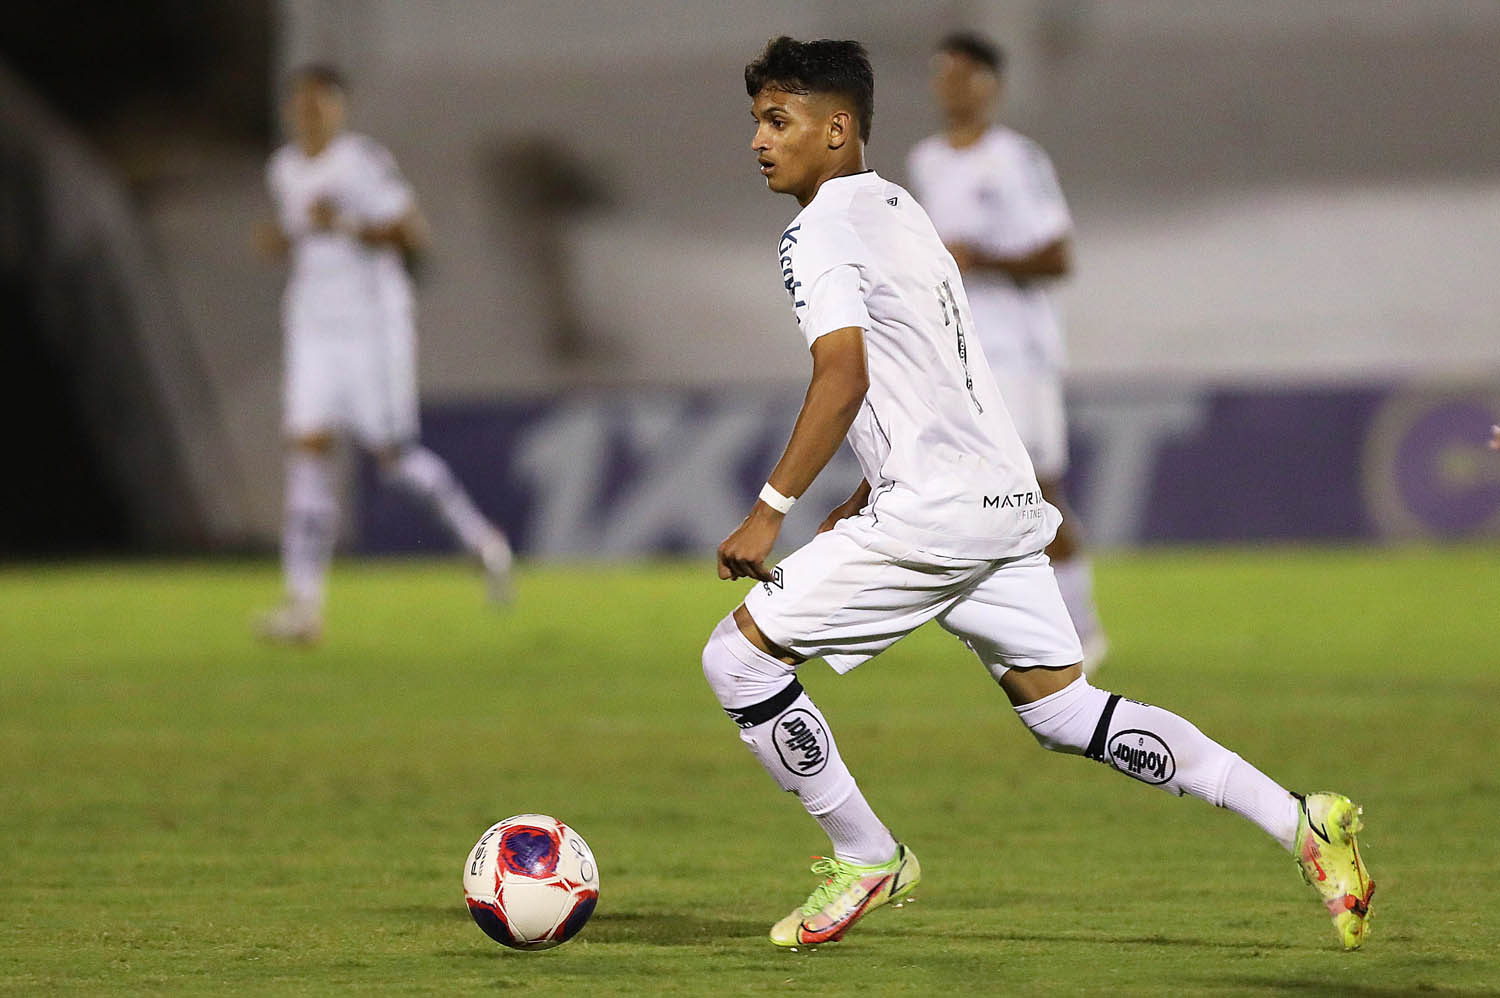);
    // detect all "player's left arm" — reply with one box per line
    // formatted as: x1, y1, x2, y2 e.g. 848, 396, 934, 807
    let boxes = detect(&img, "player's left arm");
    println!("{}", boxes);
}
950, 236, 1071, 283
356, 205, 431, 254
348, 140, 430, 255
716, 326, 869, 582
950, 140, 1073, 285
817, 479, 871, 534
